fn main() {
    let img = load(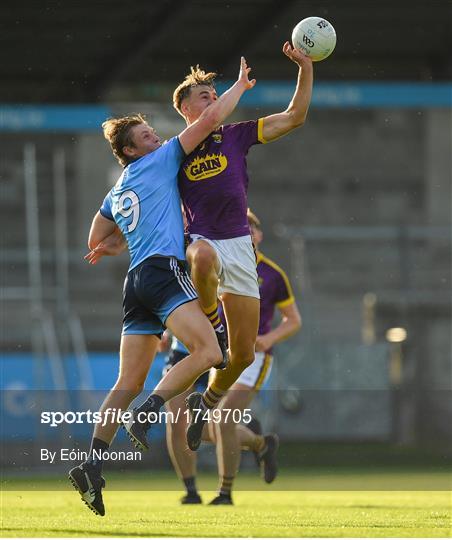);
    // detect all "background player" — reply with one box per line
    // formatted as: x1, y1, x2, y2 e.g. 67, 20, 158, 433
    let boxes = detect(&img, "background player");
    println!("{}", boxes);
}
162, 210, 302, 505
173, 42, 312, 450
68, 58, 255, 516
159, 332, 207, 504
